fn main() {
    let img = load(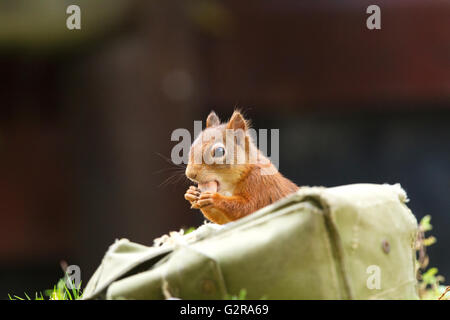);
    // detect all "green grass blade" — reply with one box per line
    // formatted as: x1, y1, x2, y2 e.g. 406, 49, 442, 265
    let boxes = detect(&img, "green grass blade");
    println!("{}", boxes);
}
64, 282, 73, 300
